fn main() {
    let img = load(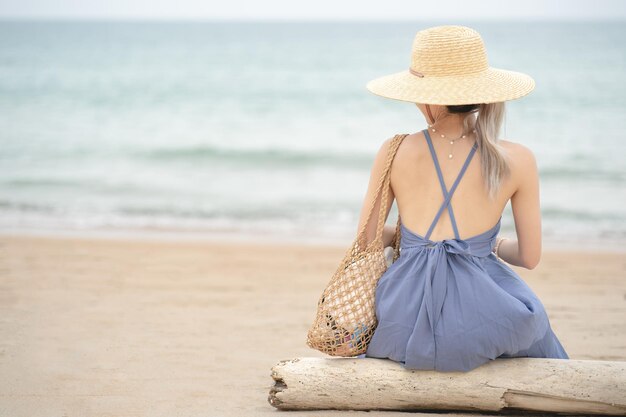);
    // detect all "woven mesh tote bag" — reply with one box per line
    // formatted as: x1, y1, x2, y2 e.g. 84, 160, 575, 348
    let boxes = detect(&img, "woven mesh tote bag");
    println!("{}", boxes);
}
306, 133, 408, 357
